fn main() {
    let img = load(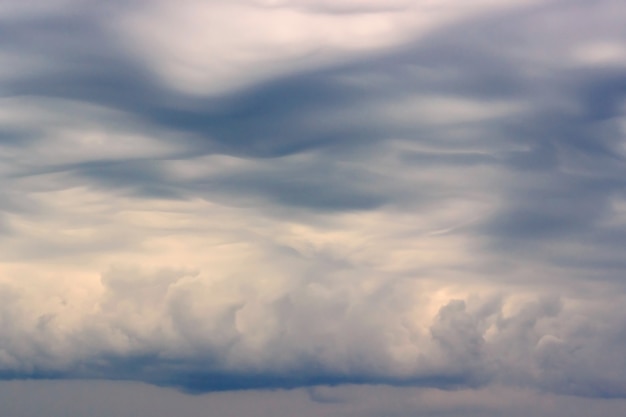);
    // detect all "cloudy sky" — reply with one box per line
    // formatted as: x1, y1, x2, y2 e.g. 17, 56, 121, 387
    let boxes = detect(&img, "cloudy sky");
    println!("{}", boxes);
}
2, 0, 626, 415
